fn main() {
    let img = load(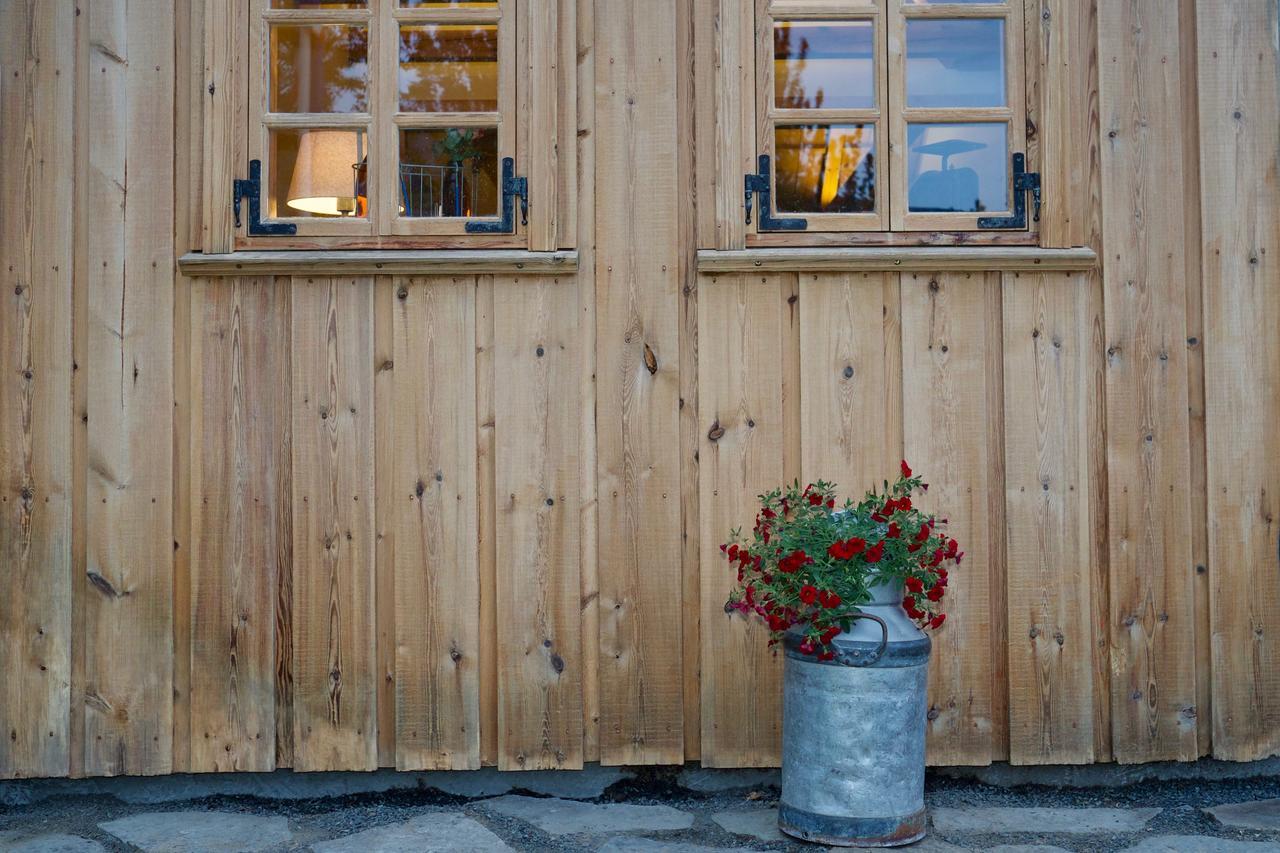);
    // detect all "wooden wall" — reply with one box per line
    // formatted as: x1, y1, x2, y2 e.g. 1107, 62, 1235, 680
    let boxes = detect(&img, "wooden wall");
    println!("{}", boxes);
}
1, 0, 1278, 779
